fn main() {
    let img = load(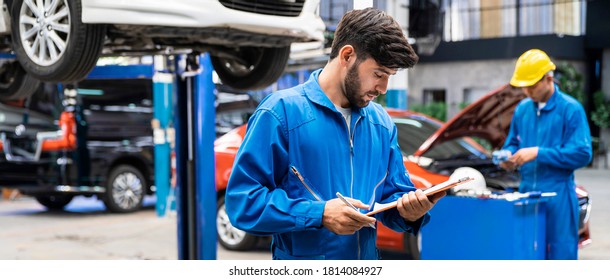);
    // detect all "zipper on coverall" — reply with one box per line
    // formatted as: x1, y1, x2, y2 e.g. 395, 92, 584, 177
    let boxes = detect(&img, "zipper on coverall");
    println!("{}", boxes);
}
351, 117, 362, 258
290, 166, 322, 201
344, 114, 365, 258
